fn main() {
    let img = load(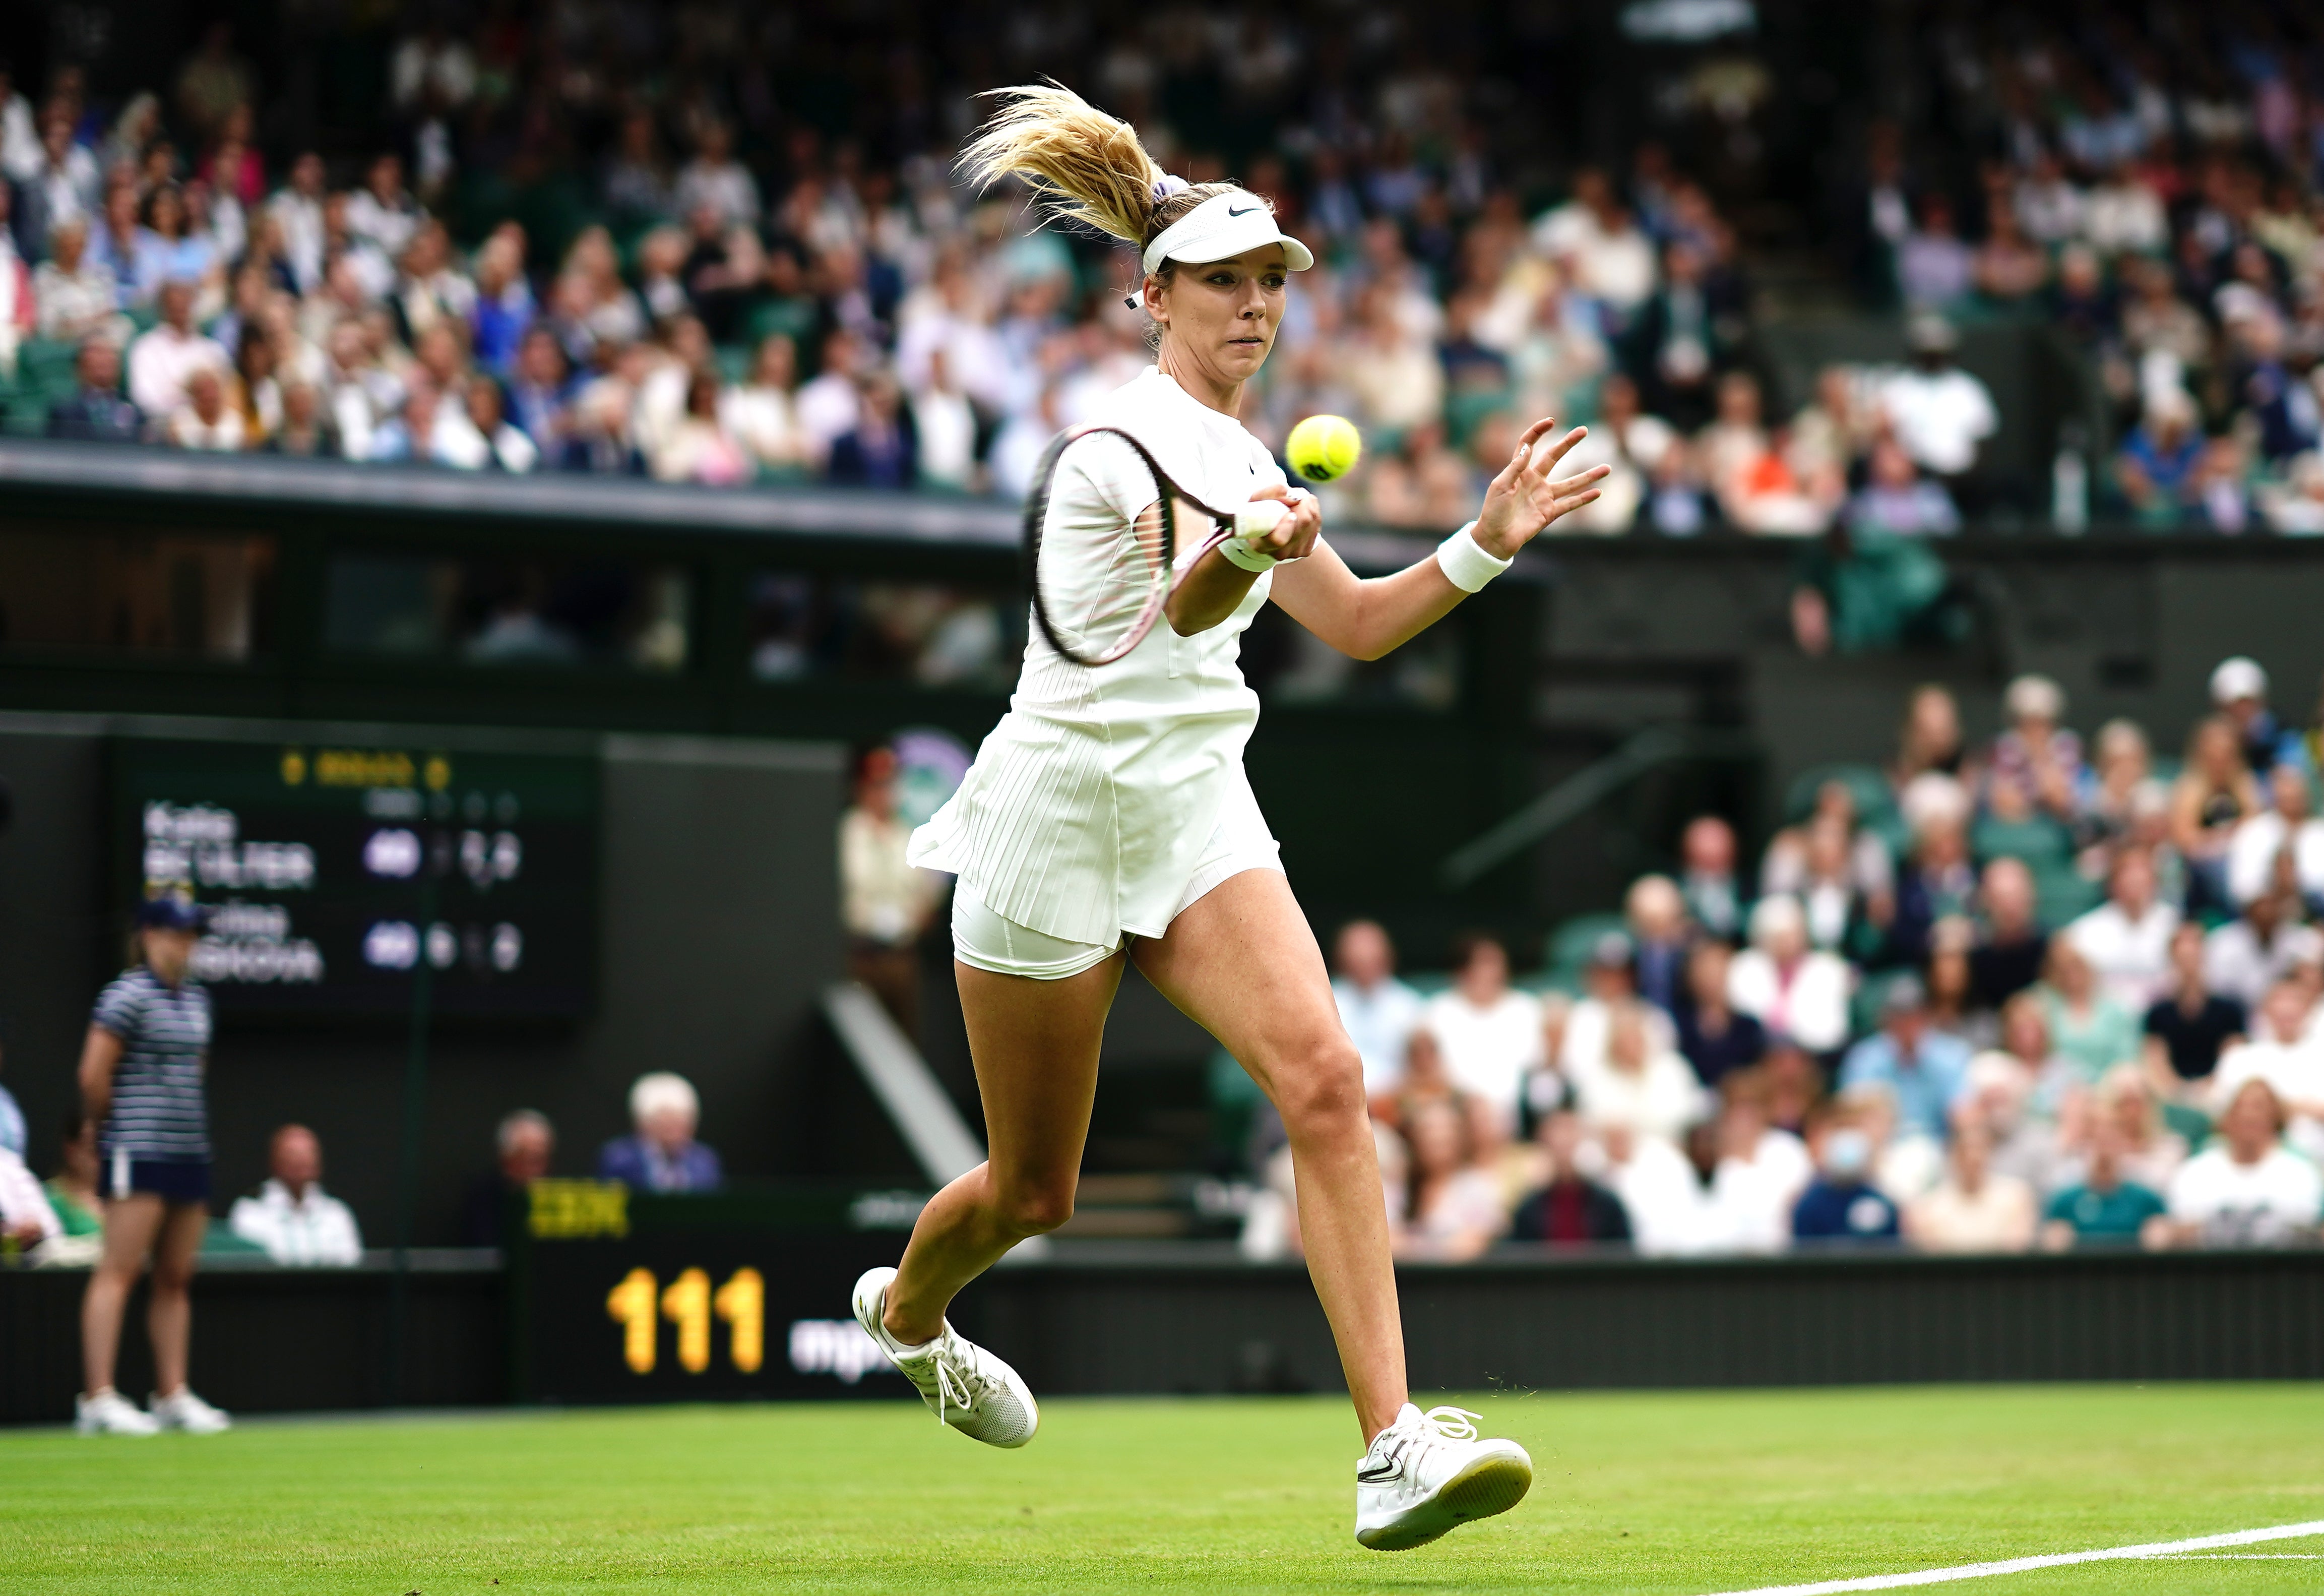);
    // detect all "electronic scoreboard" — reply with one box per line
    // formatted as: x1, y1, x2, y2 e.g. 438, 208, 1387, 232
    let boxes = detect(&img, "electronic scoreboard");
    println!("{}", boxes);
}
111, 735, 598, 1018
